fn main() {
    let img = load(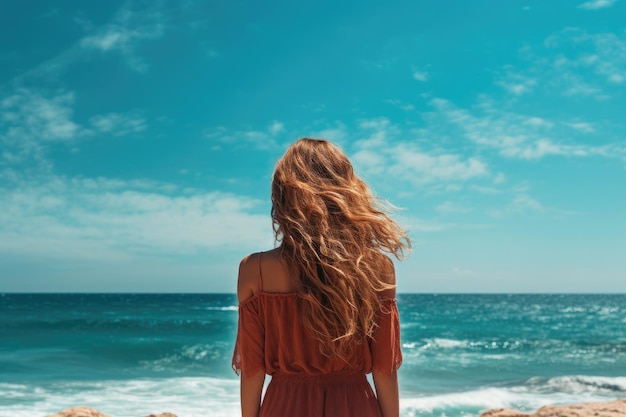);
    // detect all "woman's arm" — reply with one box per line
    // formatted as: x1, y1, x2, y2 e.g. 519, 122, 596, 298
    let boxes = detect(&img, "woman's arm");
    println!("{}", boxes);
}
237, 253, 266, 417
240, 369, 265, 417
372, 256, 400, 417
372, 370, 400, 417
